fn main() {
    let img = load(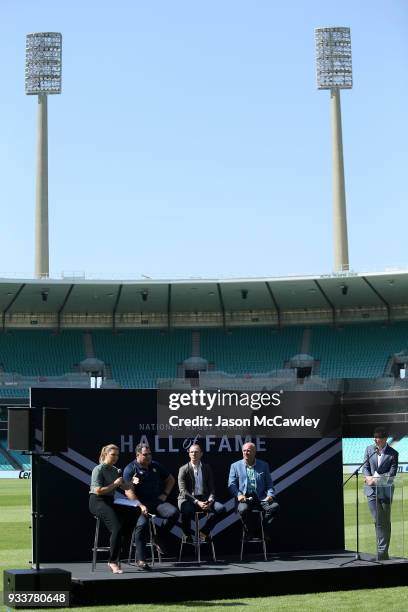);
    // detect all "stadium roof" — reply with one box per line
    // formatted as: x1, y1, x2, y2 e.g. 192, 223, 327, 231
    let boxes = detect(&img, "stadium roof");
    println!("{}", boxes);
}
1, 270, 408, 328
